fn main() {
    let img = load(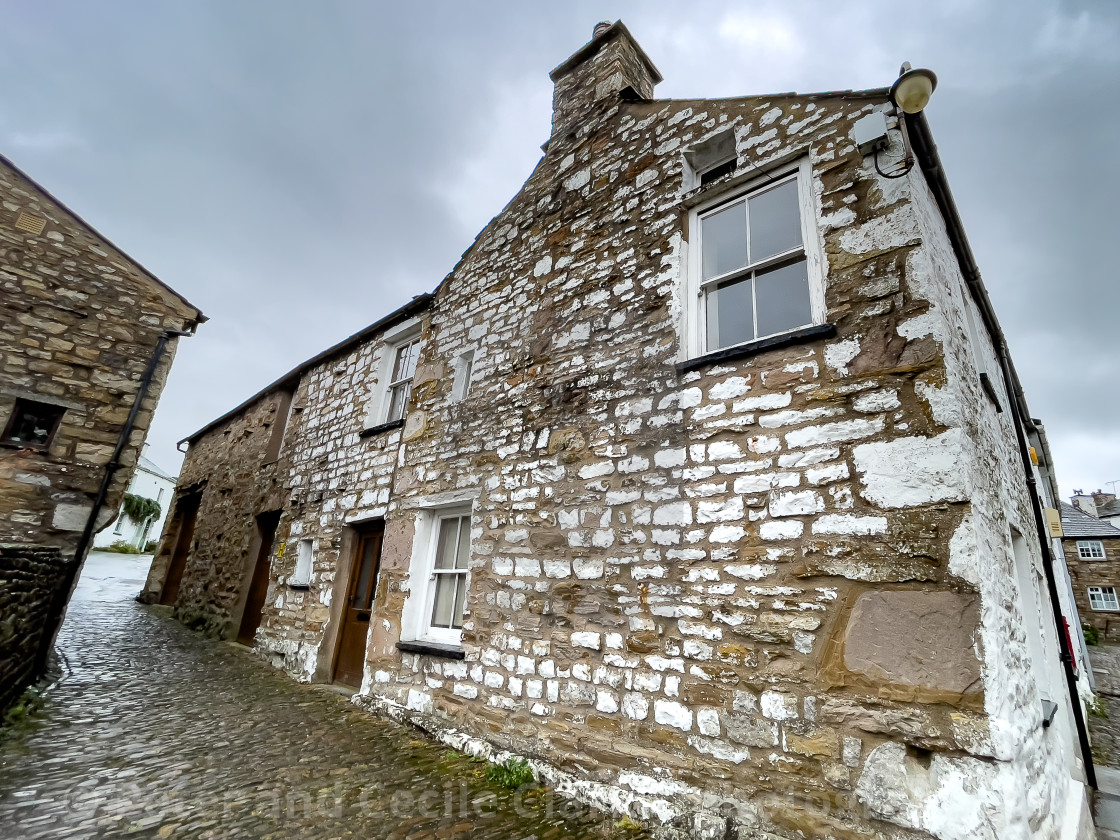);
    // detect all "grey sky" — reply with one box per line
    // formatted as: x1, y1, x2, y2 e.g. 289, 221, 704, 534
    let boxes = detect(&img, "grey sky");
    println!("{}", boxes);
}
2, 0, 1117, 499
